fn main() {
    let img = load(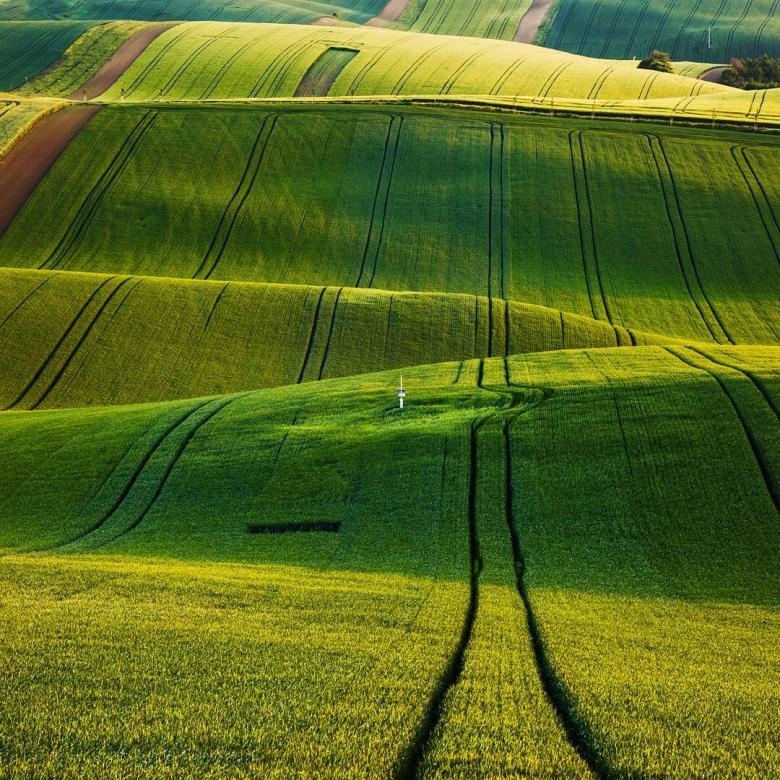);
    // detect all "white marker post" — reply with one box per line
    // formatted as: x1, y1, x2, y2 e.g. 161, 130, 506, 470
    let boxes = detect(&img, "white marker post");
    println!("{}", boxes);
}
398, 374, 405, 410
